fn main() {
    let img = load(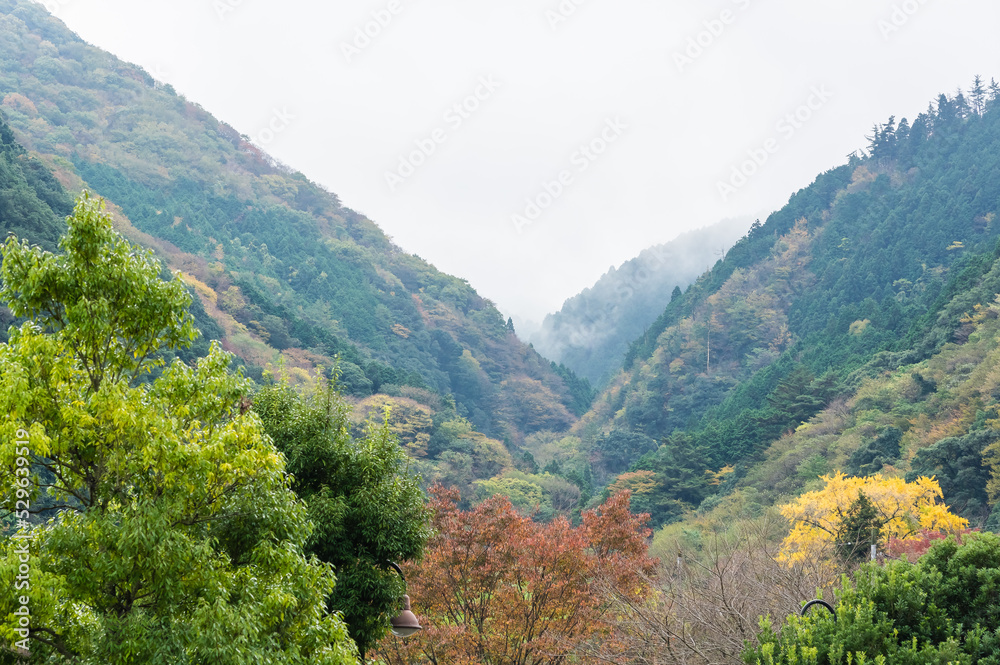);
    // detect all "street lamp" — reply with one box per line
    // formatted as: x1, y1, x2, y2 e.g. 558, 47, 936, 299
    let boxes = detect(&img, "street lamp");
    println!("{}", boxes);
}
386, 561, 422, 638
